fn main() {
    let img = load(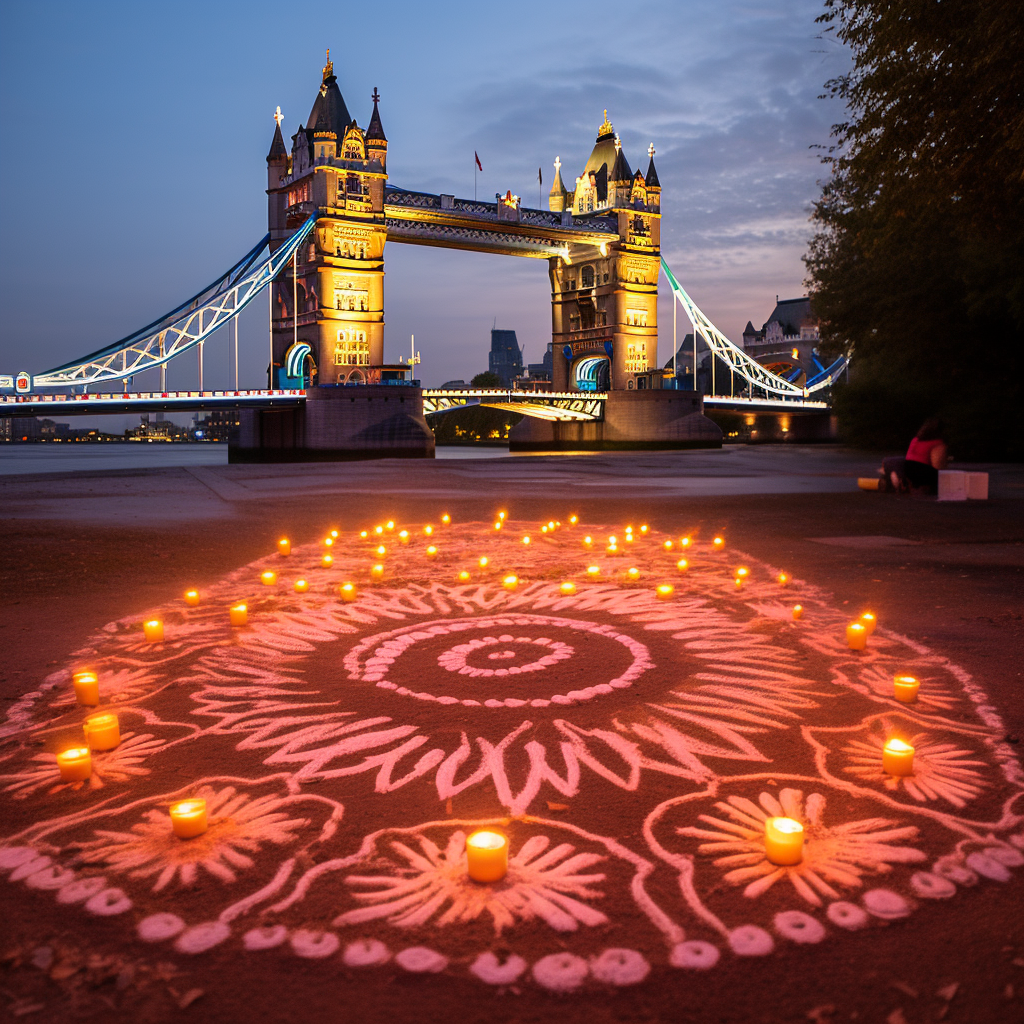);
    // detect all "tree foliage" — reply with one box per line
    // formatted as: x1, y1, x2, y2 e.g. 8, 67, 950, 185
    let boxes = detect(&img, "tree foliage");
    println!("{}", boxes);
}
805, 0, 1024, 457
470, 371, 503, 388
